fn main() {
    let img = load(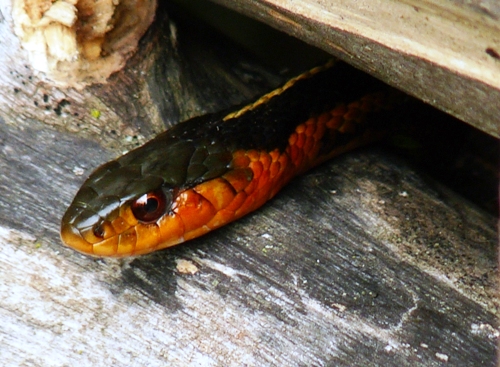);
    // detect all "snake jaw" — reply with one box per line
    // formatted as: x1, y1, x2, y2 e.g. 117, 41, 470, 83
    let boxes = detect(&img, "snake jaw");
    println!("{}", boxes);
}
60, 222, 94, 255
60, 203, 129, 256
